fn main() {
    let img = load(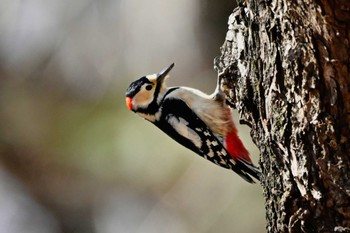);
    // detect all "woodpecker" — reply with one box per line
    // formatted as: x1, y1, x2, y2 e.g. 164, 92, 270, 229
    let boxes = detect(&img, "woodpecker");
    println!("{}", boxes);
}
125, 63, 260, 183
